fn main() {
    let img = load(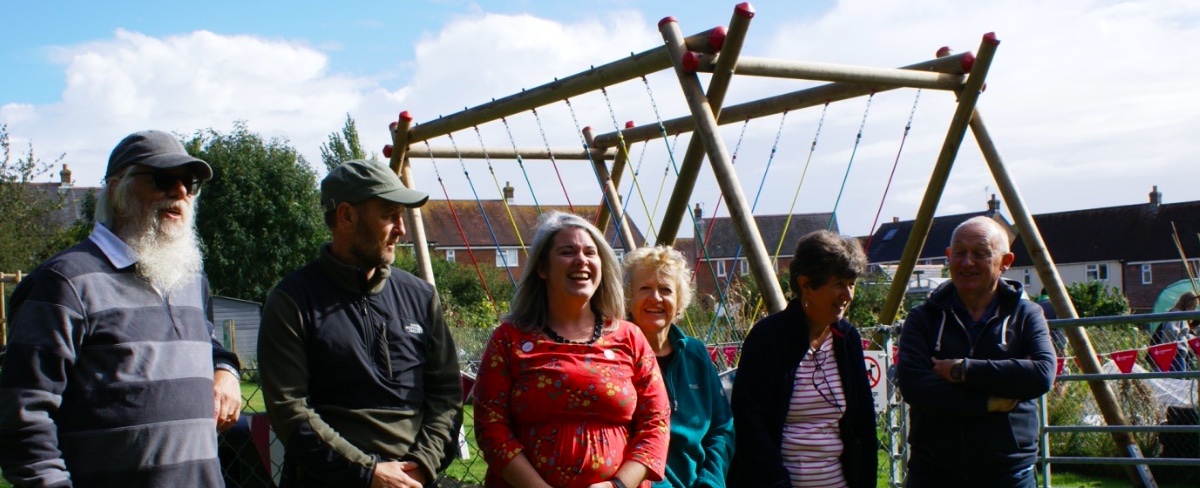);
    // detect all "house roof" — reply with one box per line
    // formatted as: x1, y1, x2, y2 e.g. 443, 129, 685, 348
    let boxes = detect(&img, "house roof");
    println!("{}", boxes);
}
404, 200, 645, 250
1010, 200, 1200, 266
865, 211, 1008, 264
25, 182, 96, 231
695, 212, 835, 259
